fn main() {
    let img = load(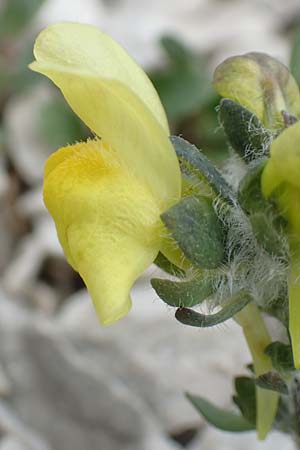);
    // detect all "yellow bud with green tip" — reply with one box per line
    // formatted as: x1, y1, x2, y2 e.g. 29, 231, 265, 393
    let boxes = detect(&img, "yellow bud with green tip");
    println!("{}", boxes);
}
213, 52, 300, 129
30, 22, 182, 325
262, 122, 300, 367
